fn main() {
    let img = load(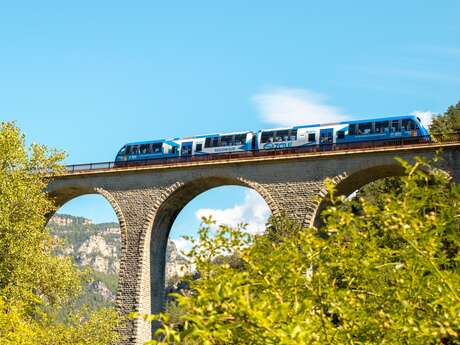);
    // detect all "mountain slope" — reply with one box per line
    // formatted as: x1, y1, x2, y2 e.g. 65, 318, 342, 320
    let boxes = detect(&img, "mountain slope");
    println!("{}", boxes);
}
48, 214, 190, 309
